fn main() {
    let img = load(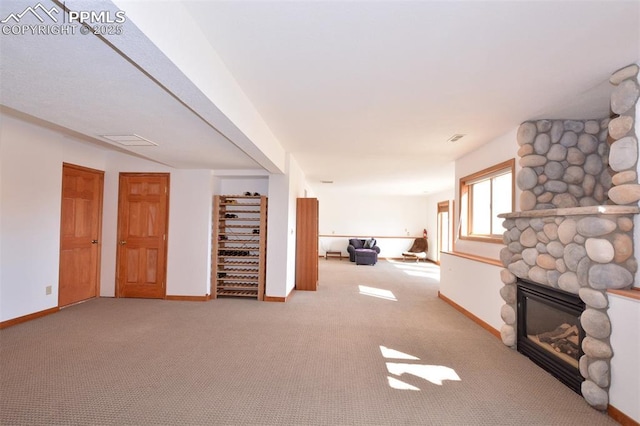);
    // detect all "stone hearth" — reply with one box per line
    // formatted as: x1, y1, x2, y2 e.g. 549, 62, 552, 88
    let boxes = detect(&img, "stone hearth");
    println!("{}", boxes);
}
498, 64, 639, 410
